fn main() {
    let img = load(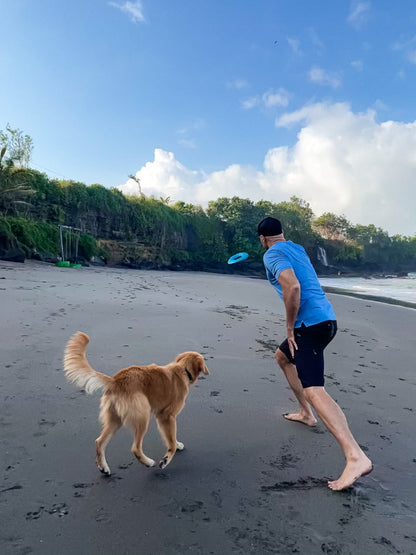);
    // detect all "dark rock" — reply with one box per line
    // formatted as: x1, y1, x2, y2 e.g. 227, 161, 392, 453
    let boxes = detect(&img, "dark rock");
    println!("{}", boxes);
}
90, 256, 107, 266
0, 247, 26, 263
32, 251, 58, 264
